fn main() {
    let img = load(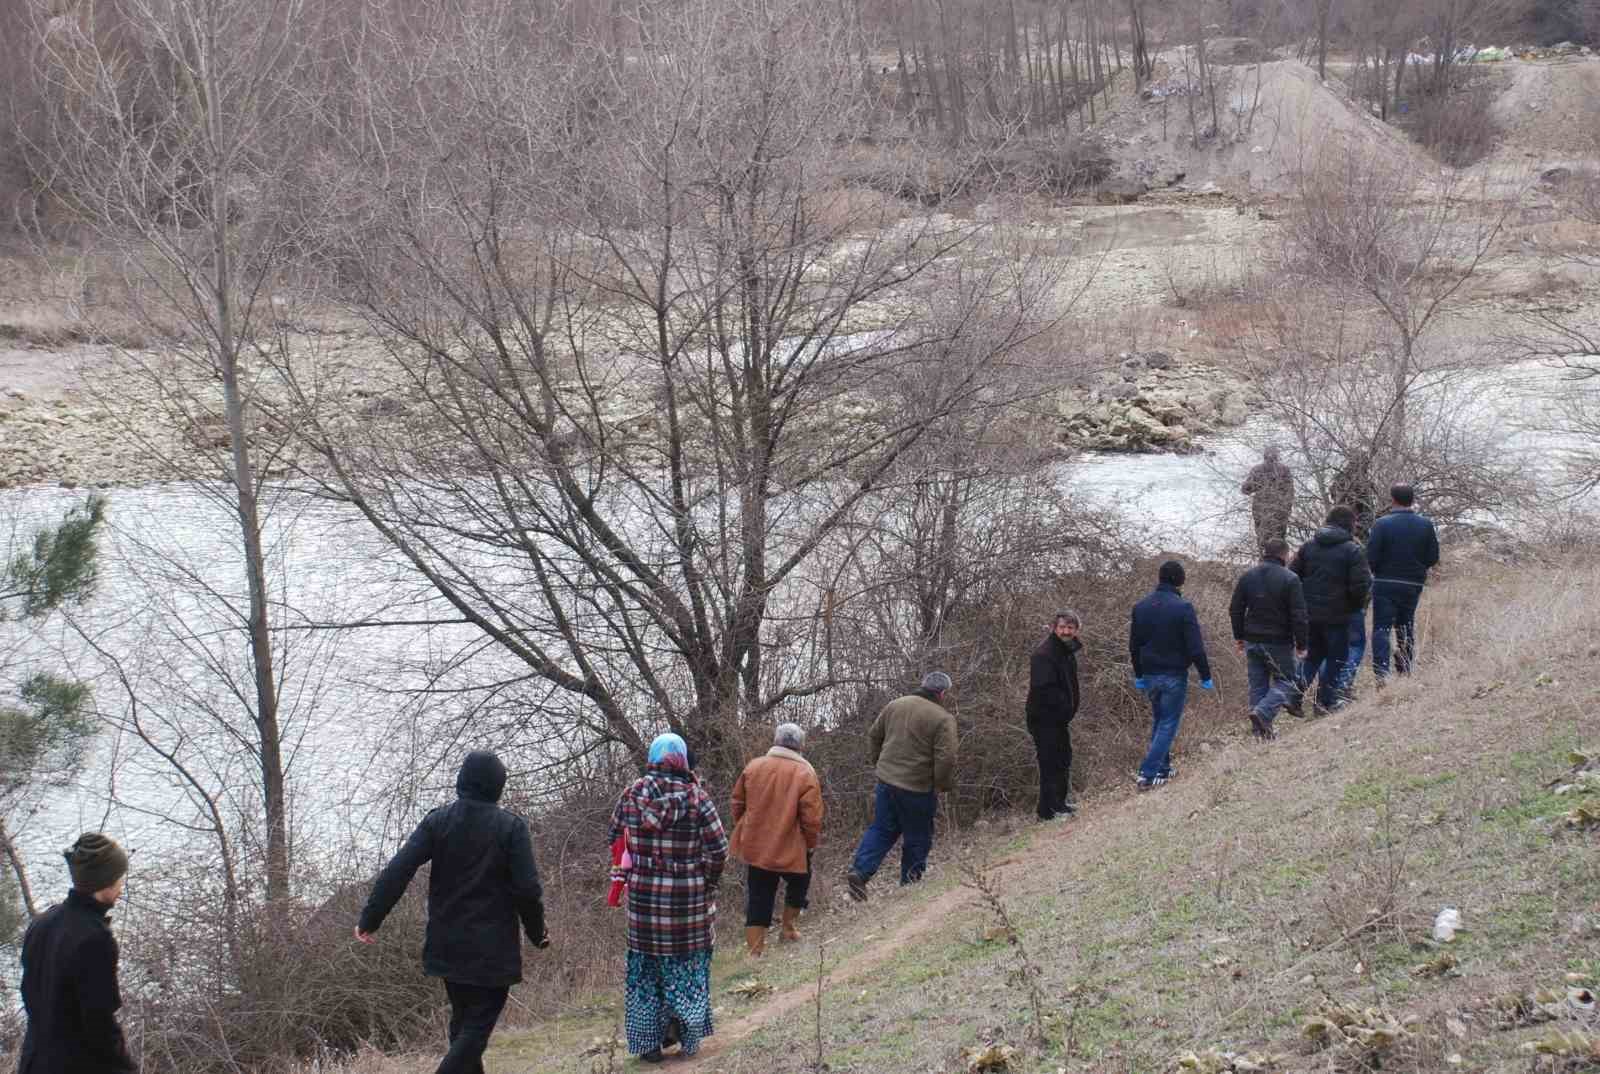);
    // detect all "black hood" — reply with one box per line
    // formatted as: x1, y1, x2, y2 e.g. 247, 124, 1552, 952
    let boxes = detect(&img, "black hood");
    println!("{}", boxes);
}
1314, 525, 1354, 546
456, 750, 507, 803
